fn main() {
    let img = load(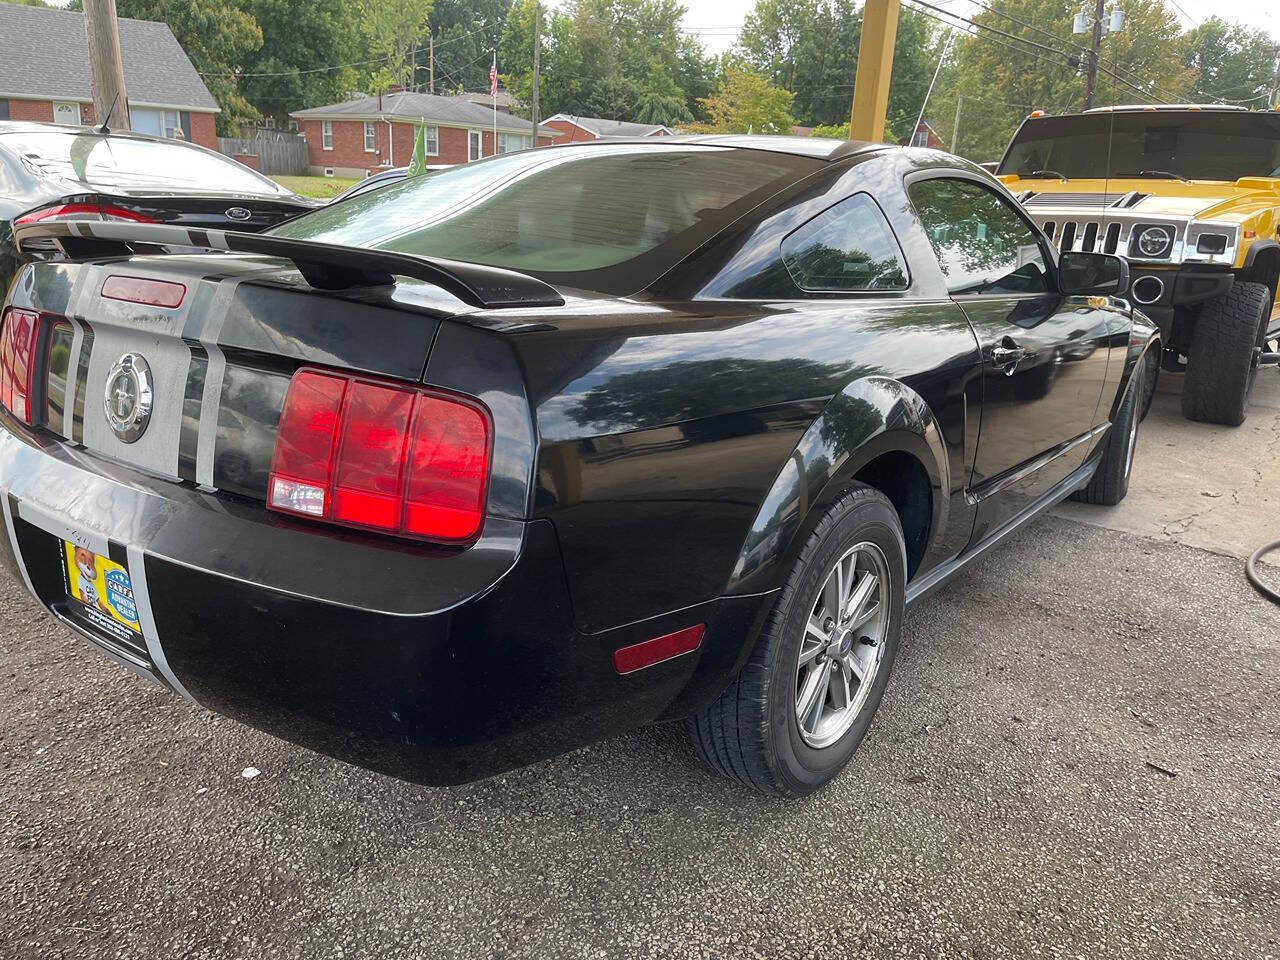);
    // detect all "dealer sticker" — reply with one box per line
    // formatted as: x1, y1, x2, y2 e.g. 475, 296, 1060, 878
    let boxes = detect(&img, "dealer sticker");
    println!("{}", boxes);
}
62, 541, 142, 643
